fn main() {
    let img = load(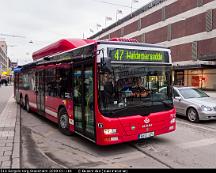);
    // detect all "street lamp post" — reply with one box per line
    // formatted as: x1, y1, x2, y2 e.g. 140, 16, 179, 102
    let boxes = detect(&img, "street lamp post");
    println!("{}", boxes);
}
116, 9, 123, 21
105, 16, 112, 27
89, 28, 94, 33
96, 23, 102, 30
130, 0, 139, 13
